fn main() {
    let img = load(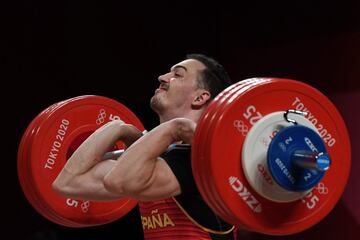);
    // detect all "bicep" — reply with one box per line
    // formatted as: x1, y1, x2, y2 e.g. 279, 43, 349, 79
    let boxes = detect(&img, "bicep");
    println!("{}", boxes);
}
132, 158, 181, 201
